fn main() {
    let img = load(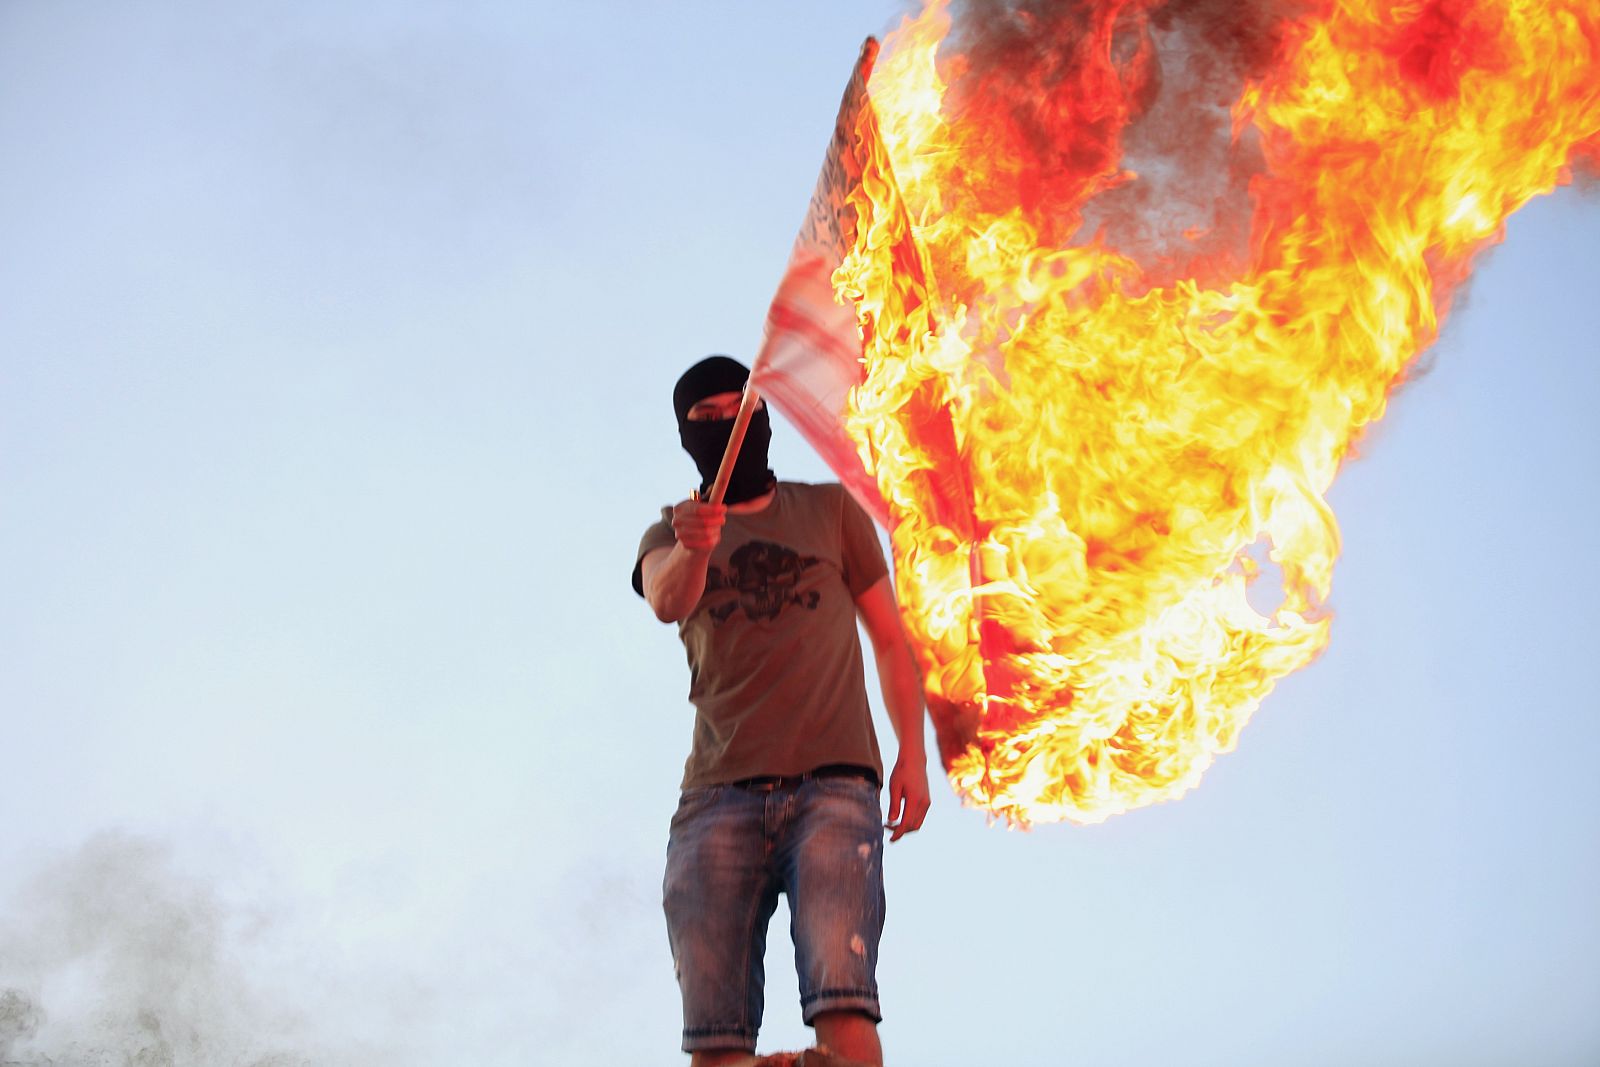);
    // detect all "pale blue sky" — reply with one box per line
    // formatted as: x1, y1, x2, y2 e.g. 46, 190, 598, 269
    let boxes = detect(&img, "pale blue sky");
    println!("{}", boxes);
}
1, 2, 1596, 1064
